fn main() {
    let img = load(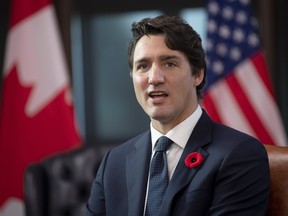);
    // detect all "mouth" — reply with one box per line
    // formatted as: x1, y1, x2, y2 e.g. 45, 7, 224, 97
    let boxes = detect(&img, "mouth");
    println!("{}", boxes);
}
148, 91, 168, 99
